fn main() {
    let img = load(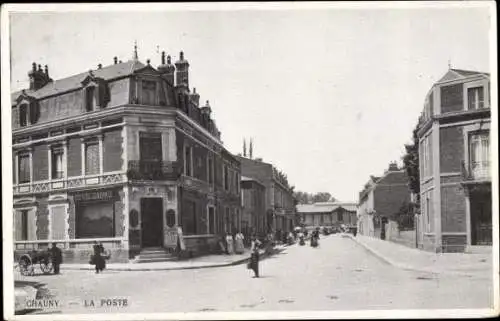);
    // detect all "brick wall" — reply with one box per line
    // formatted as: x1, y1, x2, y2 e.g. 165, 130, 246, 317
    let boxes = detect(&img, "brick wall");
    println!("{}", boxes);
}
114, 190, 125, 237
103, 129, 123, 172
33, 143, 48, 181
67, 137, 82, 177
36, 196, 49, 239
440, 83, 463, 113
373, 184, 410, 219
440, 126, 464, 173
441, 185, 466, 233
